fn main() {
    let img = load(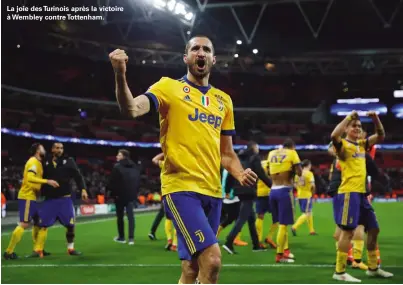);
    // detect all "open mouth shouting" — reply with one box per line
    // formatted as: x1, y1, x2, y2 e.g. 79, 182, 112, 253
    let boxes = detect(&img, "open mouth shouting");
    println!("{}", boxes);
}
196, 58, 207, 72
